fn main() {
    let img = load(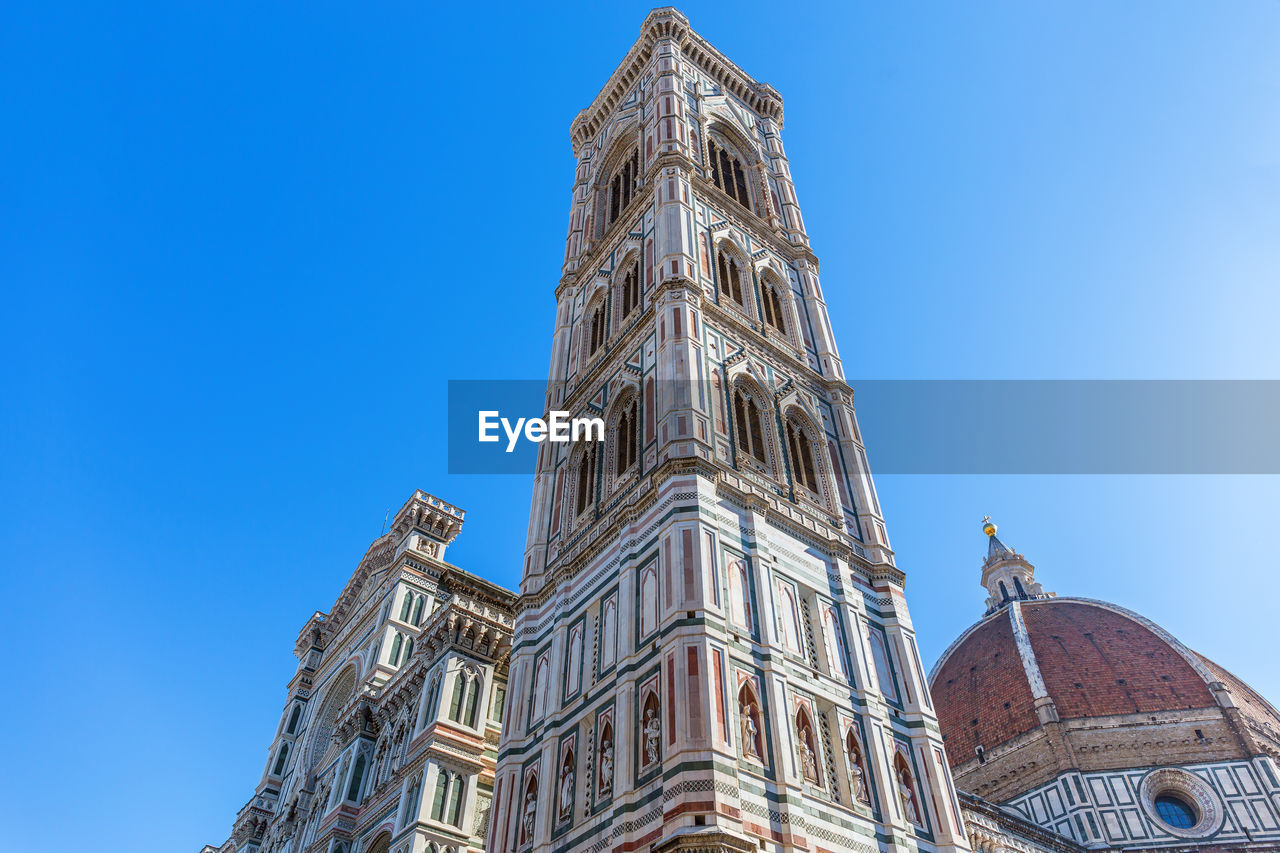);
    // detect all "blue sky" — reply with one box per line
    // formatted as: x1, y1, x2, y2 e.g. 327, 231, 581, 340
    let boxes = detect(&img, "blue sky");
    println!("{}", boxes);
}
2, 2, 1278, 850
